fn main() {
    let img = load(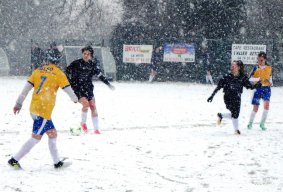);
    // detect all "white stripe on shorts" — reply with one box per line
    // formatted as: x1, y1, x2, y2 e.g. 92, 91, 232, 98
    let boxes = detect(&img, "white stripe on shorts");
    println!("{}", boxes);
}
36, 119, 47, 135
